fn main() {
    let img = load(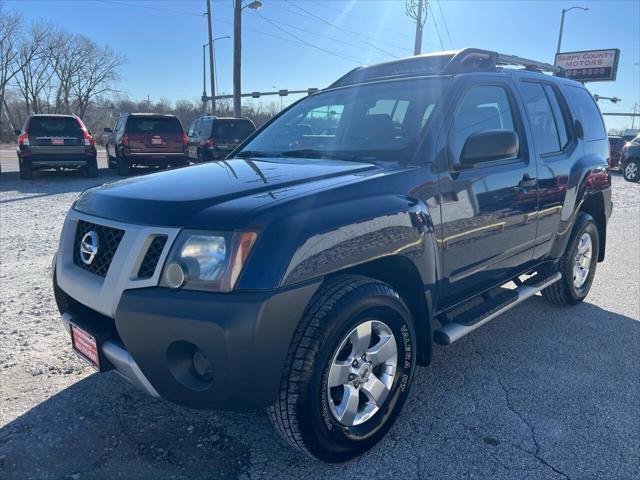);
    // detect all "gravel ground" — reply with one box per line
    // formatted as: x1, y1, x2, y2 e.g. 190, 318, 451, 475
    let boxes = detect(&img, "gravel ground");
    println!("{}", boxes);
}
1, 150, 639, 480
